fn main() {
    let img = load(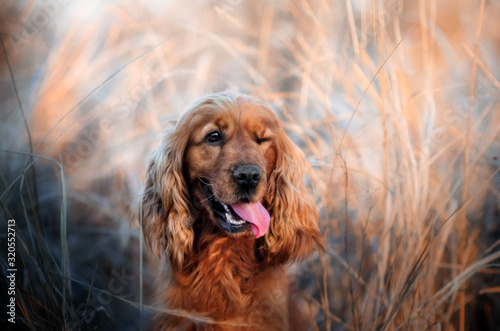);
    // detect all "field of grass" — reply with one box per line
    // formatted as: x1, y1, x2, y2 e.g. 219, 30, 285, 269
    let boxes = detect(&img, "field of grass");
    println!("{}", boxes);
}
1, 0, 499, 330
